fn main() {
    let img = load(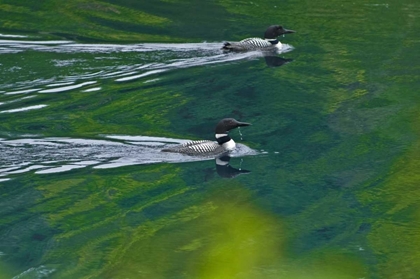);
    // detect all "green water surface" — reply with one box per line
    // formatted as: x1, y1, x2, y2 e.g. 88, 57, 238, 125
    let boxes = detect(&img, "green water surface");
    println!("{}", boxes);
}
1, 0, 420, 278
